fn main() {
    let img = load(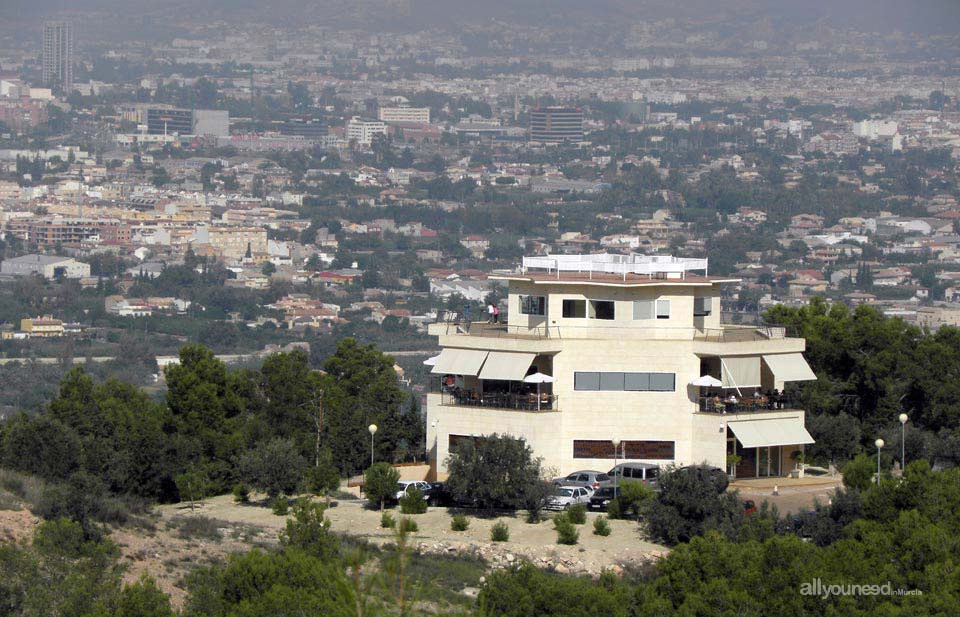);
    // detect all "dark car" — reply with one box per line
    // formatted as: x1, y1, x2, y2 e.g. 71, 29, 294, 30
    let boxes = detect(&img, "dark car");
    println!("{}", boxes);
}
426, 482, 453, 507
588, 486, 622, 511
